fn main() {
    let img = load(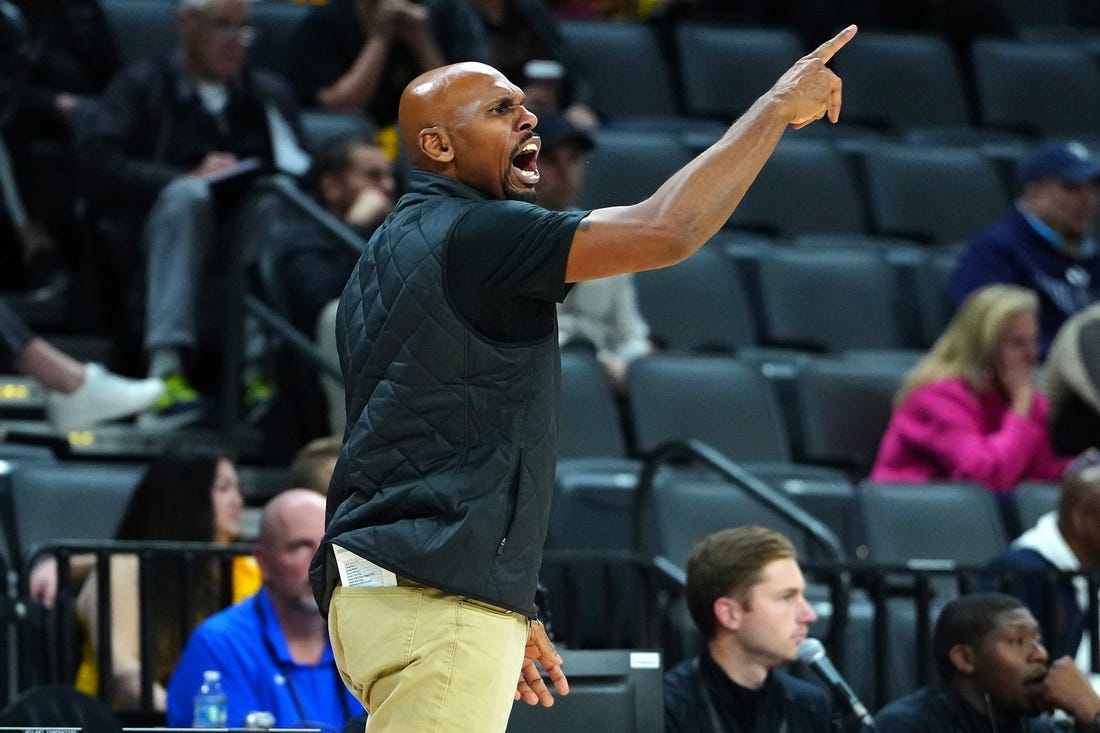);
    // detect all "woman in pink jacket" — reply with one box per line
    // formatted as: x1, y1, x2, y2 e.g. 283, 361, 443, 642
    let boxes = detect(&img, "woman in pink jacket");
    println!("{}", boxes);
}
871, 284, 1070, 493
